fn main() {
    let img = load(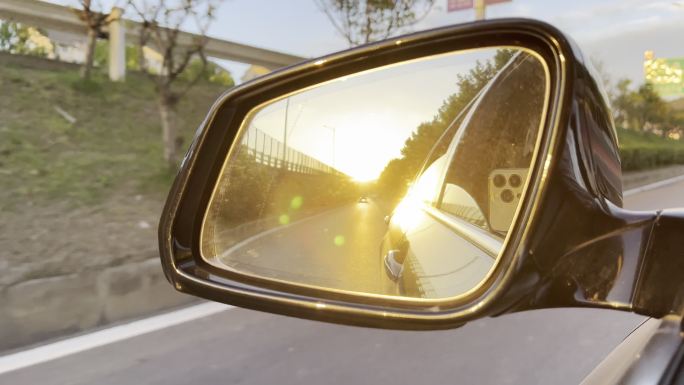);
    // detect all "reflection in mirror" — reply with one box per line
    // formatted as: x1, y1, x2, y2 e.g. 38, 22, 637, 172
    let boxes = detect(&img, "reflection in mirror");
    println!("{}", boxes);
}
201, 47, 549, 300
